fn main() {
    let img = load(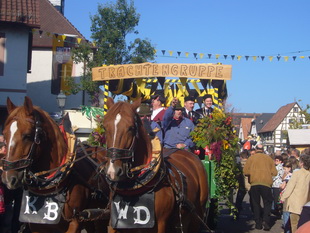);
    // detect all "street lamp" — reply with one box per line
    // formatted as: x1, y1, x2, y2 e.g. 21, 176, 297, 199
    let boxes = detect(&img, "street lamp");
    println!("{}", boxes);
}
56, 91, 67, 116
